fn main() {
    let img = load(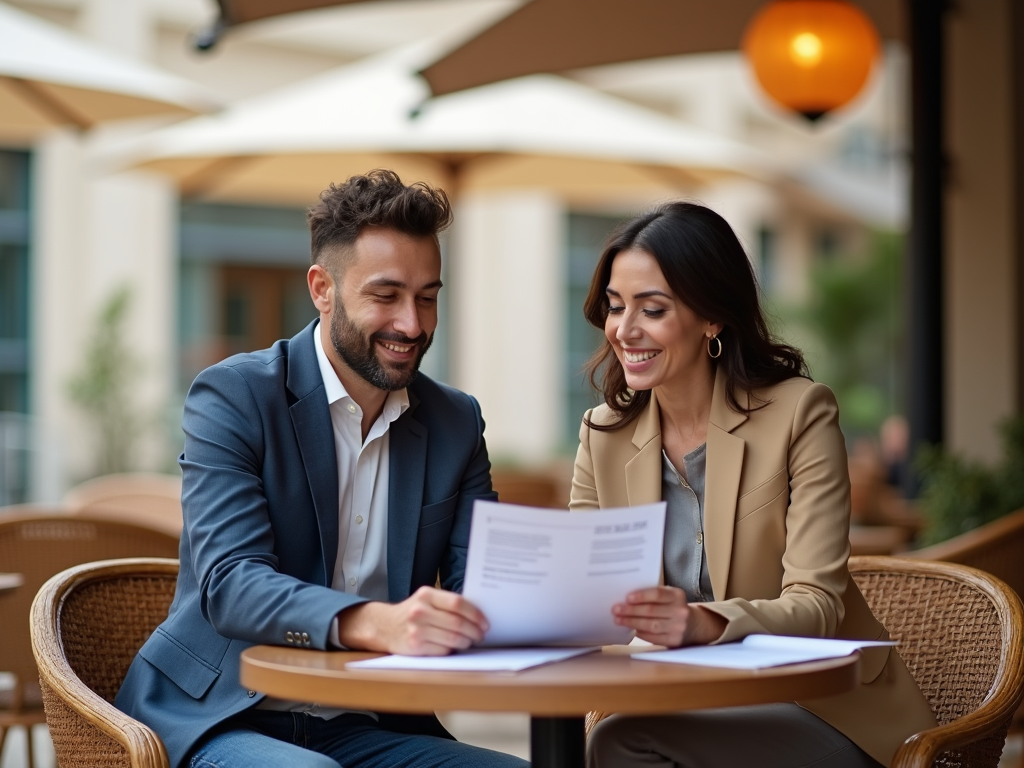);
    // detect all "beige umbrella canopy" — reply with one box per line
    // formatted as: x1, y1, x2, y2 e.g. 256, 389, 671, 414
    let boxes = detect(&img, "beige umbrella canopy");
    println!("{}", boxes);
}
0, 1, 217, 141
215, 0, 367, 25
122, 45, 771, 207
191, 1, 901, 97
419, 0, 904, 97
195, 0, 416, 49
